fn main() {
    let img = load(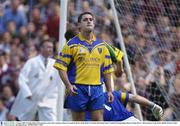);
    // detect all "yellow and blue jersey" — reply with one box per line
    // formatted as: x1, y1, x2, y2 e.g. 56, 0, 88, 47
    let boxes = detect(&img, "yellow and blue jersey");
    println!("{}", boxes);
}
54, 33, 114, 85
103, 91, 133, 121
